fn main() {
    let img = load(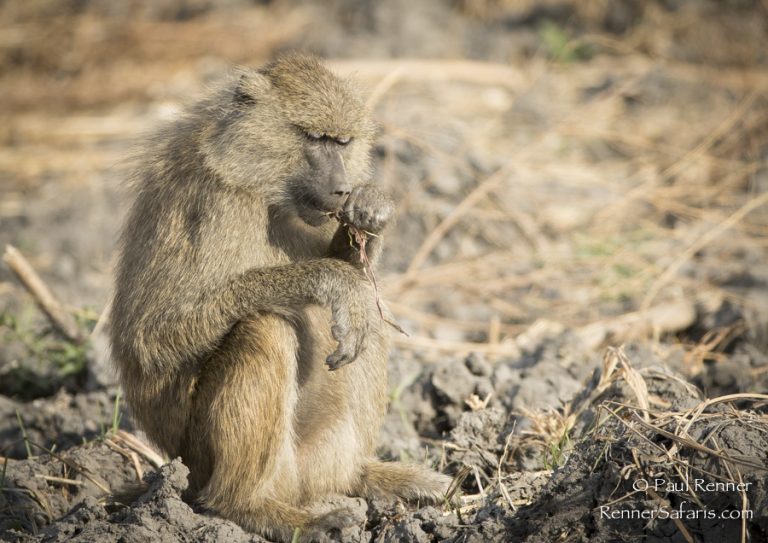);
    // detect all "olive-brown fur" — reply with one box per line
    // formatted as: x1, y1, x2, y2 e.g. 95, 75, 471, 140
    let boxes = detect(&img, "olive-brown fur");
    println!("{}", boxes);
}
110, 53, 450, 541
